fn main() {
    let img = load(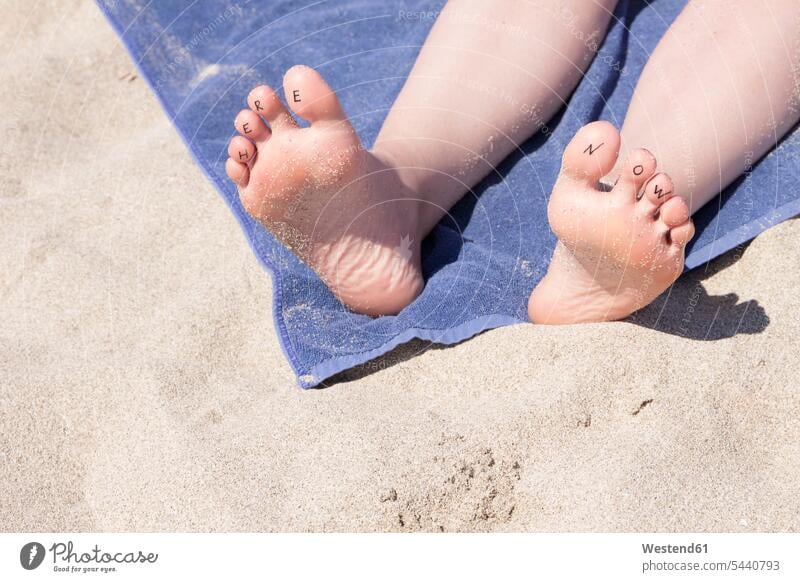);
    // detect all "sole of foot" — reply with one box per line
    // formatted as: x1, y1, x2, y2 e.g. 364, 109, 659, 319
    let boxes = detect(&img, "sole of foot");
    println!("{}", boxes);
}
528, 120, 695, 324
225, 65, 424, 316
